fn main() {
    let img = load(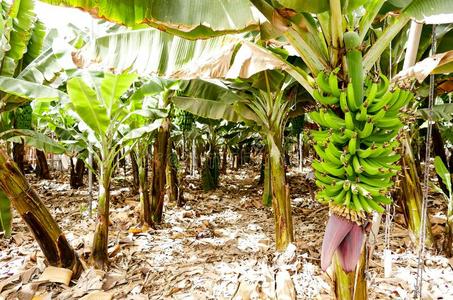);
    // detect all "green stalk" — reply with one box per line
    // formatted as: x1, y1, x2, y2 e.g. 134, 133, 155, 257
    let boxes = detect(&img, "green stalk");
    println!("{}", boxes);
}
263, 149, 272, 207
267, 133, 293, 250
363, 15, 410, 73
329, 0, 344, 66
91, 163, 111, 269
